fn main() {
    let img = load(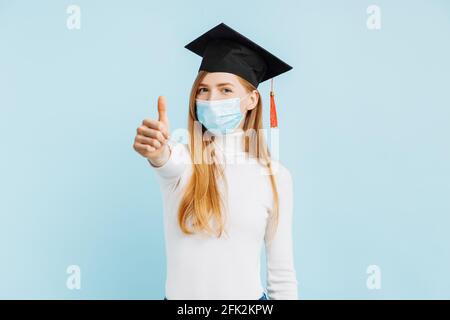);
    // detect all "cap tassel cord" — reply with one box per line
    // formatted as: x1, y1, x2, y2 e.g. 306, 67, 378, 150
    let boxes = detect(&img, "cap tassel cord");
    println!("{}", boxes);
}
270, 78, 278, 128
